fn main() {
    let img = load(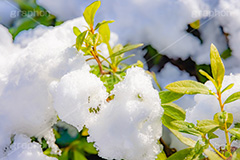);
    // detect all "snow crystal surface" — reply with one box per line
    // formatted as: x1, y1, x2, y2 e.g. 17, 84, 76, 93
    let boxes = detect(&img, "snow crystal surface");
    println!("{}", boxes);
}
88, 67, 163, 160
186, 74, 240, 148
50, 67, 108, 131
2, 134, 57, 160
